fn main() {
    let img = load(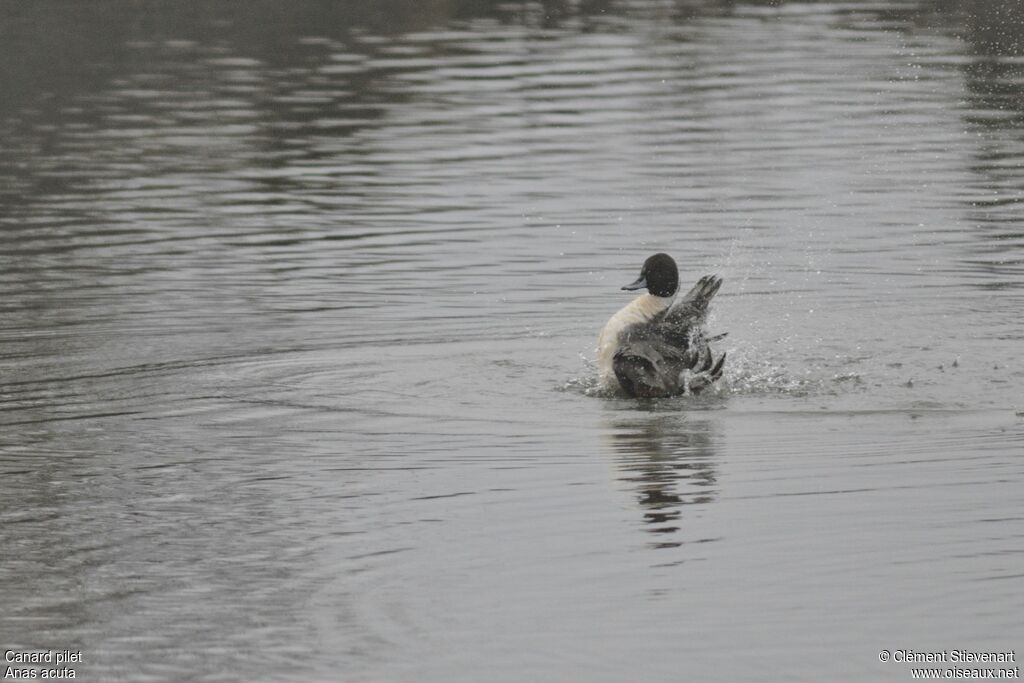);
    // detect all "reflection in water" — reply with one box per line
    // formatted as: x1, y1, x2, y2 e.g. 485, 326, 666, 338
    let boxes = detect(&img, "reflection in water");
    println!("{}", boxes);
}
907, 0, 1024, 290
608, 411, 718, 549
956, 0, 1024, 236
